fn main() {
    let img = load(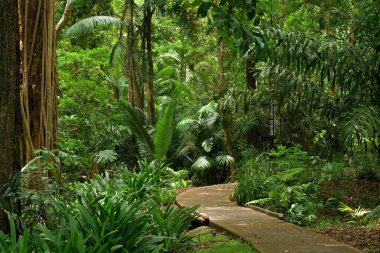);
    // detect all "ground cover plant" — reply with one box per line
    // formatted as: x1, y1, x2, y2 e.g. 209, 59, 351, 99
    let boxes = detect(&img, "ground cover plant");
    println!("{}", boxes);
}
188, 232, 258, 253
